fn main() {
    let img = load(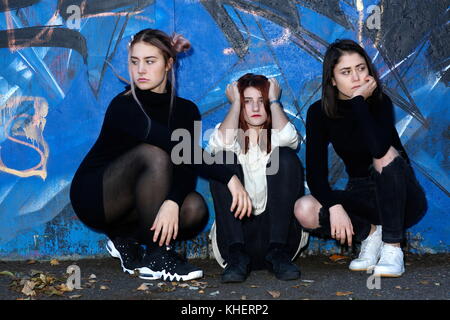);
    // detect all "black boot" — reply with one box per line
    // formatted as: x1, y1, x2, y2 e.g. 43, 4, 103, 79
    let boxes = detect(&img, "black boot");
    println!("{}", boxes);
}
265, 244, 301, 281
221, 244, 251, 283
